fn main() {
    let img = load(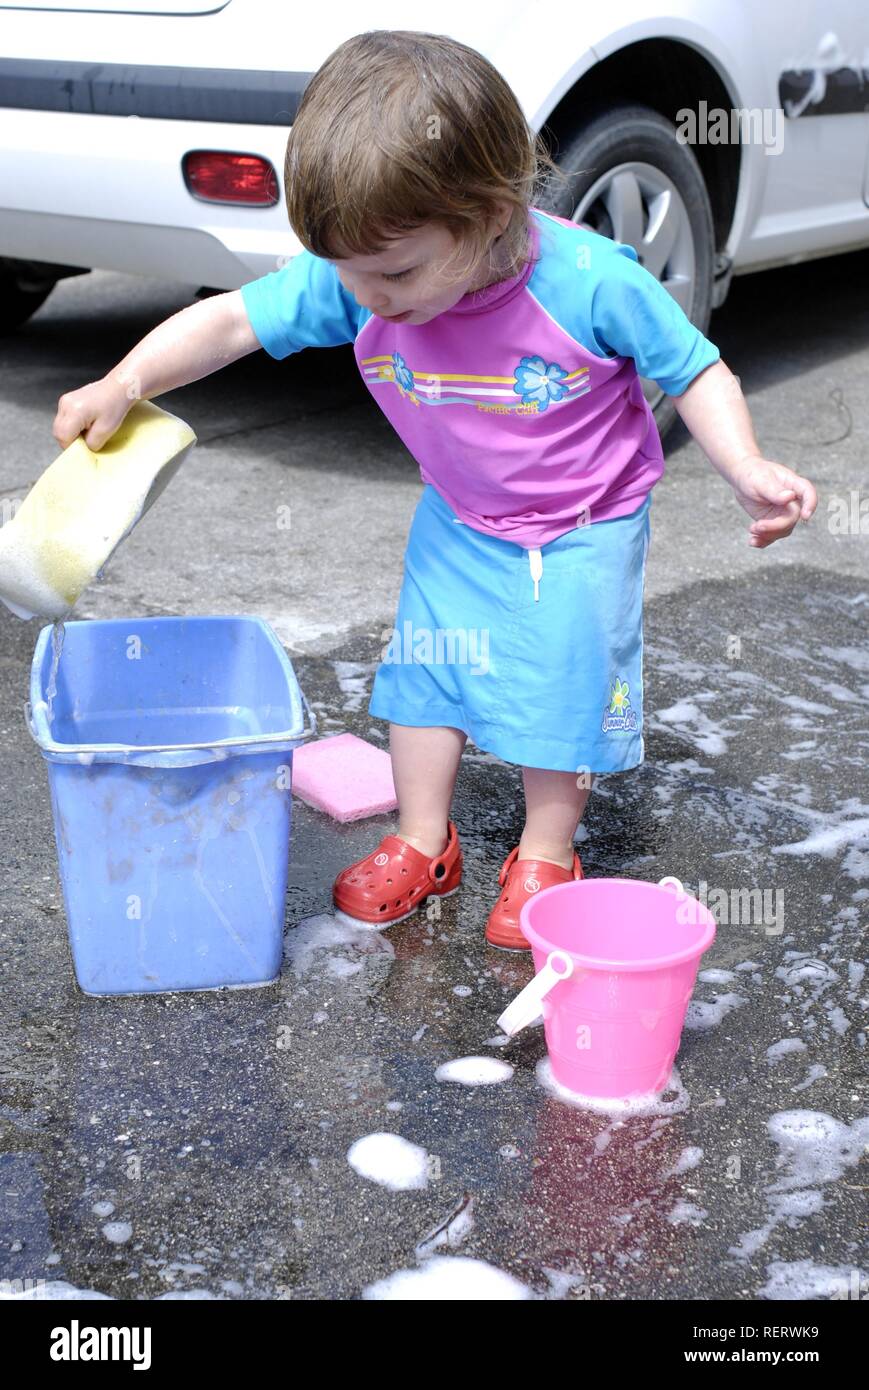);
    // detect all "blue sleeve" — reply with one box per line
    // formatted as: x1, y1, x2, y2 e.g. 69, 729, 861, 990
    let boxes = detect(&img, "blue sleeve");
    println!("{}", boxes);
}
590, 243, 720, 396
240, 250, 362, 359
